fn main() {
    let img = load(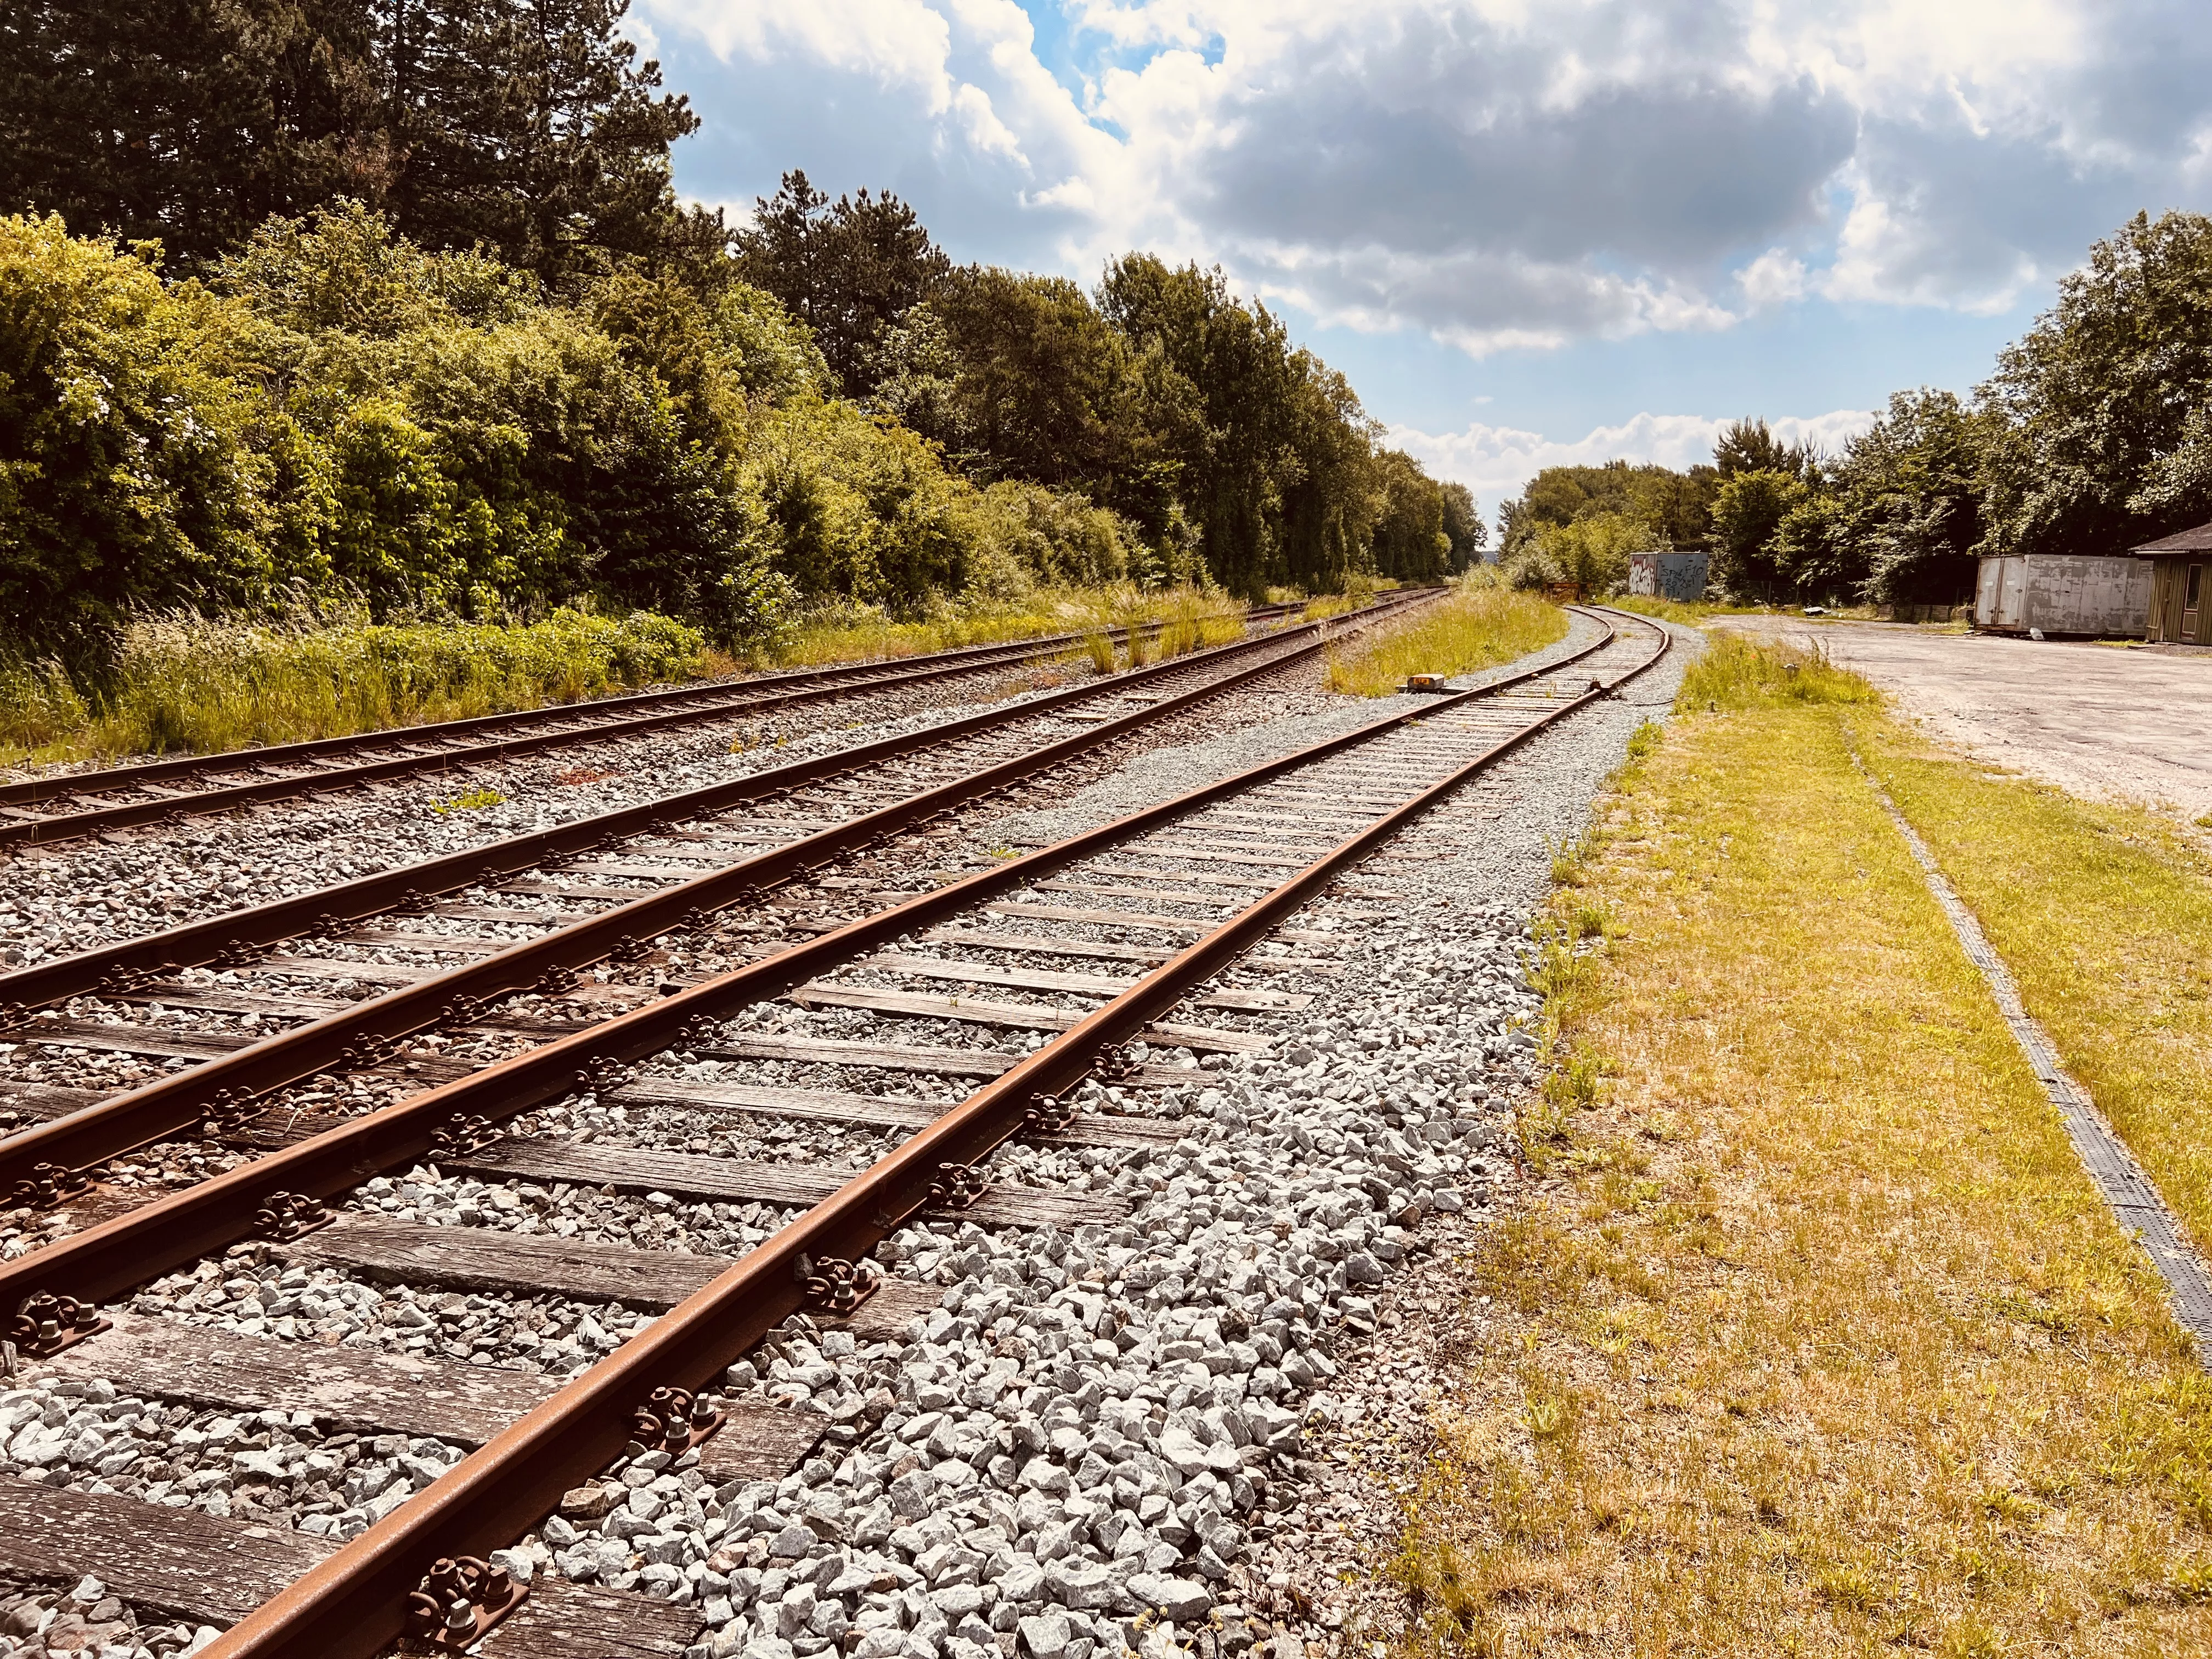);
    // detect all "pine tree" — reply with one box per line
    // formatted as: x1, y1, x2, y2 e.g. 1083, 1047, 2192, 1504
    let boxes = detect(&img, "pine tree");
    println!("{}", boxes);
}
385, 0, 704, 280
735, 171, 949, 393
0, 0, 383, 263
